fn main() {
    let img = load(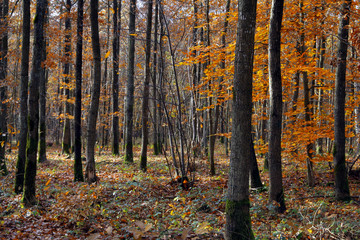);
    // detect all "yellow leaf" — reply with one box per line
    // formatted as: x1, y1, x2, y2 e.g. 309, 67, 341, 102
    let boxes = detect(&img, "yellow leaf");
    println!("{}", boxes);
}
104, 51, 111, 59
